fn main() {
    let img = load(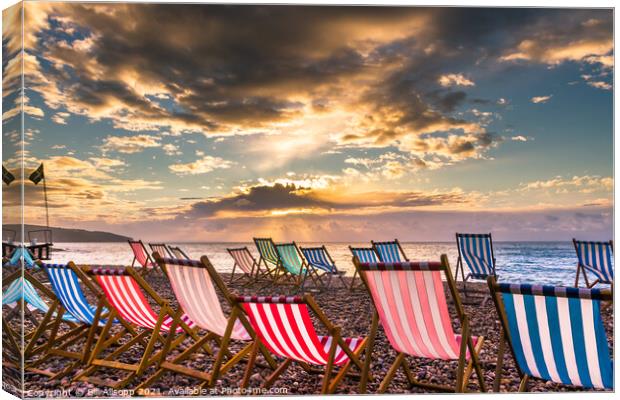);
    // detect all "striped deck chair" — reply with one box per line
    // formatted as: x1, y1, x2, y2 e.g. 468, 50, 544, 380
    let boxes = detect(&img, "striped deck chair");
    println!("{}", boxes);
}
254, 237, 280, 280
456, 233, 496, 305
371, 239, 409, 262
573, 239, 613, 288
353, 255, 486, 393
227, 247, 259, 283
275, 242, 313, 289
4, 246, 37, 268
149, 243, 172, 259
128, 239, 158, 274
137, 255, 277, 390
74, 266, 200, 389
168, 245, 190, 260
238, 295, 368, 394
348, 246, 379, 290
488, 278, 613, 391
300, 246, 347, 289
